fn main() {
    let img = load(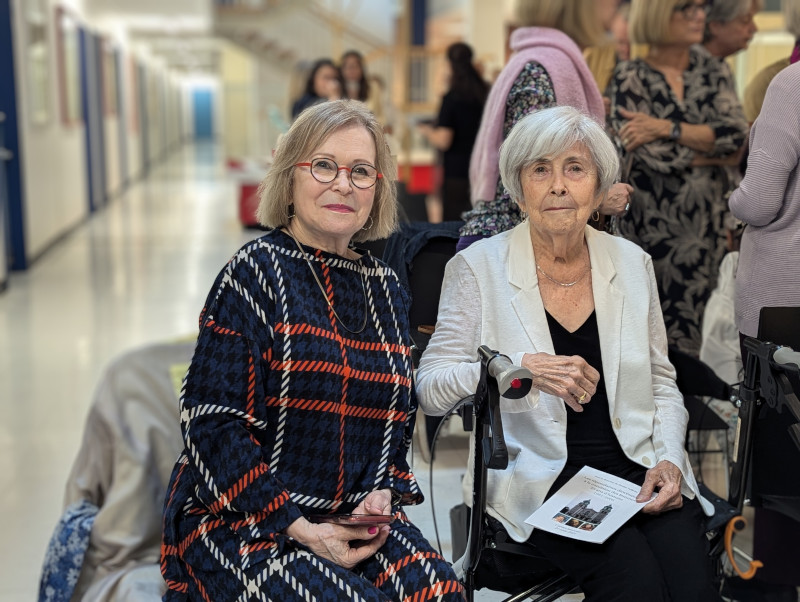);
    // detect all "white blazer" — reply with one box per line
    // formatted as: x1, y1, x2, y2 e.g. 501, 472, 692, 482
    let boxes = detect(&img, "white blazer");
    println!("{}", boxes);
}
416, 222, 712, 542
